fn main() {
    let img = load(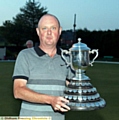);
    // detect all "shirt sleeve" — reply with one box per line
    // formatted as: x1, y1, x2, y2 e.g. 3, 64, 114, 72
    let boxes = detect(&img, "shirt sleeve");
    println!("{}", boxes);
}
12, 50, 29, 81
